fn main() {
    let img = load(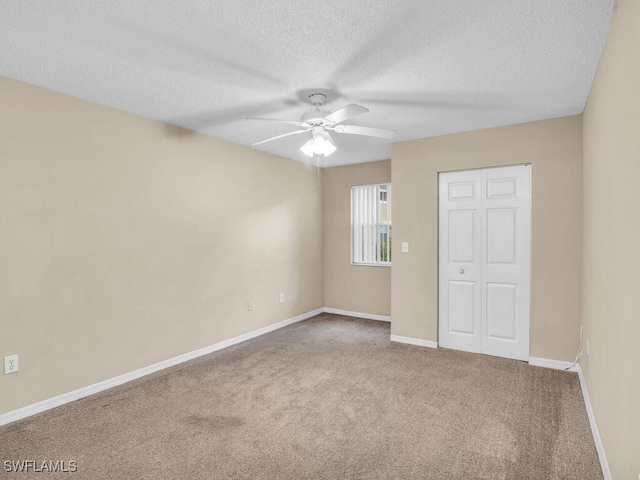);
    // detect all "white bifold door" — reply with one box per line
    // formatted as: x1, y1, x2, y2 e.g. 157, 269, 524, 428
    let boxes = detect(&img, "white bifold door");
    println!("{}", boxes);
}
438, 165, 531, 361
